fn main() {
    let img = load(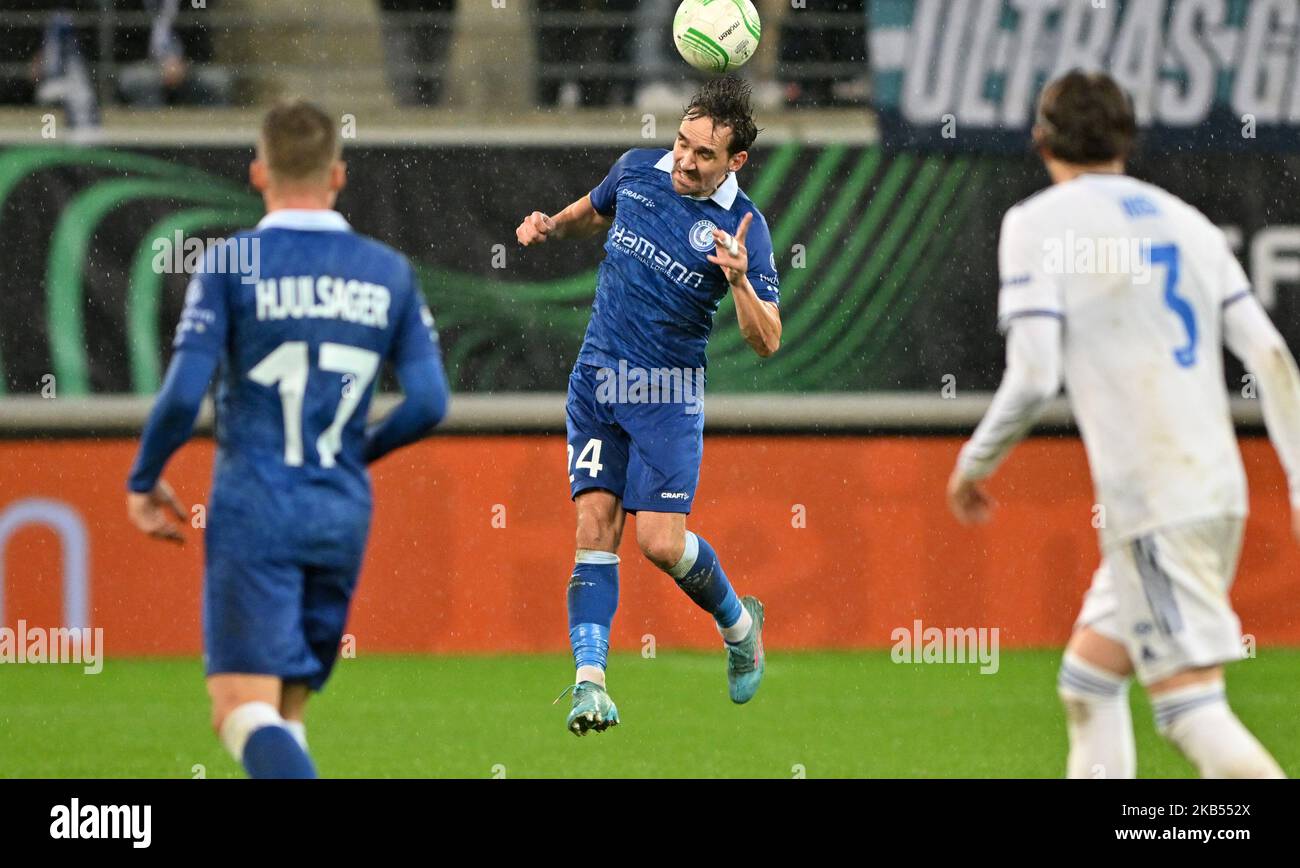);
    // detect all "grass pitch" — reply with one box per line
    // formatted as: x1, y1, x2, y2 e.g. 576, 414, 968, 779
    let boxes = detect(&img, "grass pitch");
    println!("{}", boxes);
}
2, 650, 1297, 778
